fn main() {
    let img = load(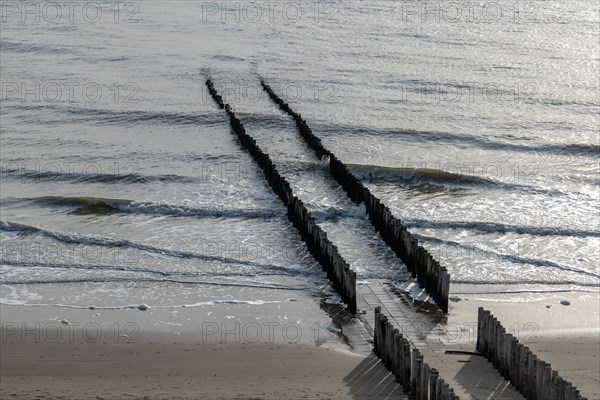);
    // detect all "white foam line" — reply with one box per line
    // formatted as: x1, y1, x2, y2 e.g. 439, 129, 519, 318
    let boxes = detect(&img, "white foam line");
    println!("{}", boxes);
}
0, 298, 296, 309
